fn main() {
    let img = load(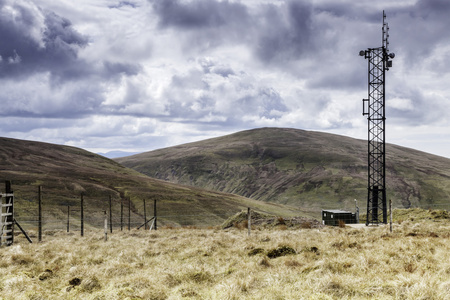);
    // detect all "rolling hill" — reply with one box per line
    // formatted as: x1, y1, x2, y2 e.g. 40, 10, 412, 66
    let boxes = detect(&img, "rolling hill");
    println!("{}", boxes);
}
116, 127, 450, 215
0, 137, 301, 229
